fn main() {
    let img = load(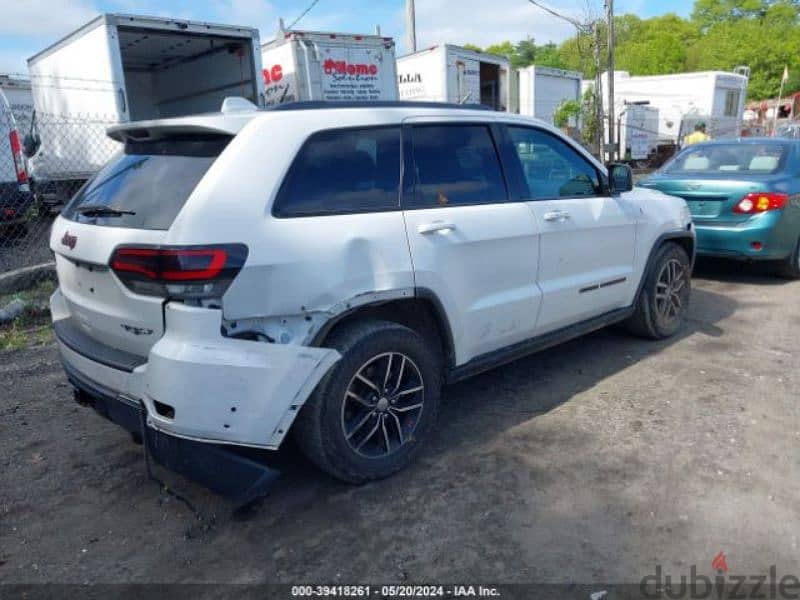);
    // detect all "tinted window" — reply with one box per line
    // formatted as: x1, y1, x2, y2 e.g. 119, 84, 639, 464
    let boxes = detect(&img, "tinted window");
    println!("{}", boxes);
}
664, 143, 788, 175
411, 125, 507, 207
507, 127, 601, 200
63, 135, 230, 230
273, 127, 400, 217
